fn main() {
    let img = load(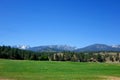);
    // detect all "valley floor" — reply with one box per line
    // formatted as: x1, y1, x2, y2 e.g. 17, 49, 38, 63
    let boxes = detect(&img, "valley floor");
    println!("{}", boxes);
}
0, 59, 120, 80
